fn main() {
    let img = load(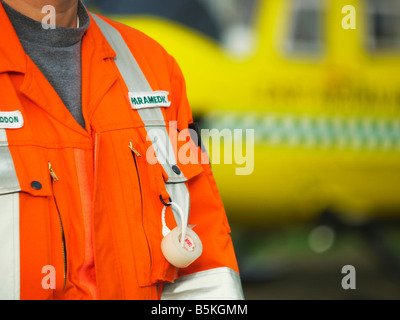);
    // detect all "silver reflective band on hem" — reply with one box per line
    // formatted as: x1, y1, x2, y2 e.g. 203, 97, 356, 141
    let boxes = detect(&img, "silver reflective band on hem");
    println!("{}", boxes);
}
161, 267, 245, 300
0, 129, 21, 300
